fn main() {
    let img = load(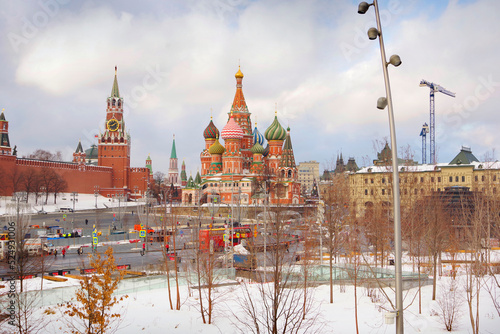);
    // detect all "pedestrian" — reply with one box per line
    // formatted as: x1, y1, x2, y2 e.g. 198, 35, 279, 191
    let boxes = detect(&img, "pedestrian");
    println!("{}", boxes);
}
85, 219, 88, 225
62, 247, 66, 258
54, 249, 57, 258
142, 242, 145, 256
